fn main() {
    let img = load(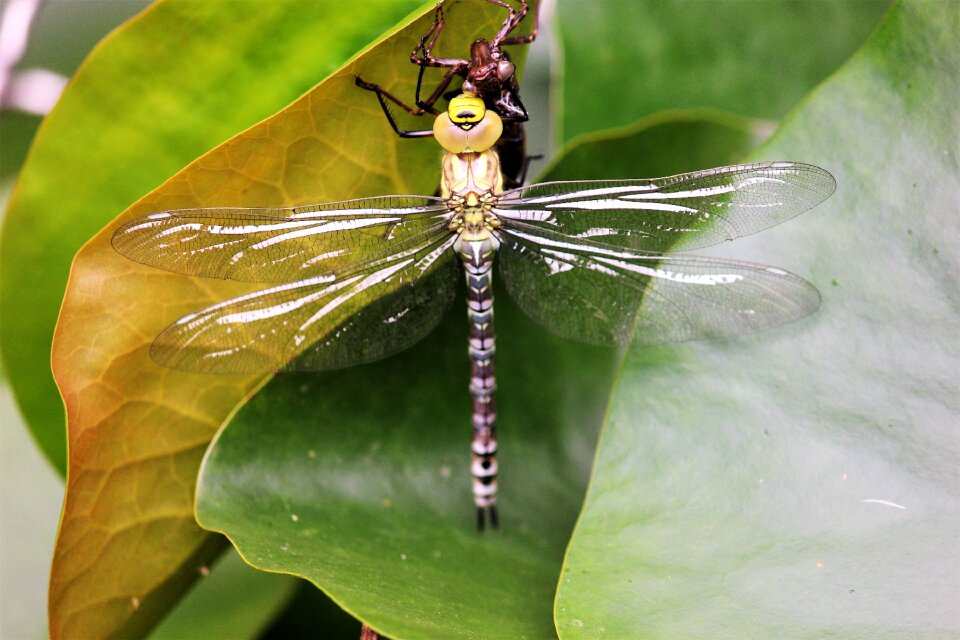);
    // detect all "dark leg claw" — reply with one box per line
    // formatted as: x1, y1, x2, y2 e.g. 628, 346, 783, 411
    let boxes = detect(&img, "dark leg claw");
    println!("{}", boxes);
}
476, 505, 500, 532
